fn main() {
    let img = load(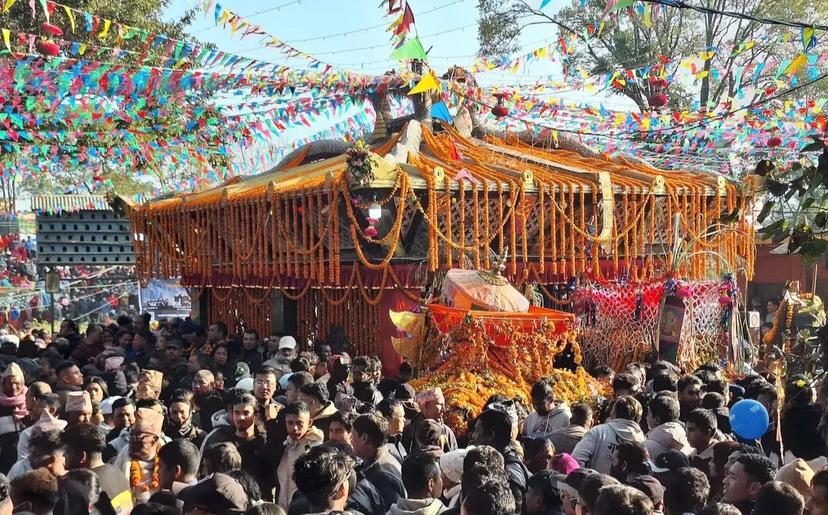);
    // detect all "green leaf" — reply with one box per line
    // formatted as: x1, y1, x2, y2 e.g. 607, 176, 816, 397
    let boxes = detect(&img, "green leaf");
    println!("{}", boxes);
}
757, 201, 775, 223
